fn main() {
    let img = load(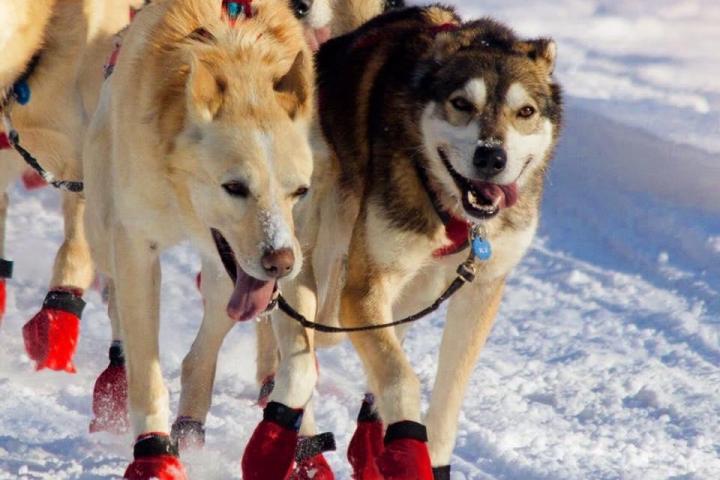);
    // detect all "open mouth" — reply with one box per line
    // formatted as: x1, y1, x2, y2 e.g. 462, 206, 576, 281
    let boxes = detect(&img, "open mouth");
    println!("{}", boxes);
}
211, 228, 278, 322
438, 148, 518, 219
